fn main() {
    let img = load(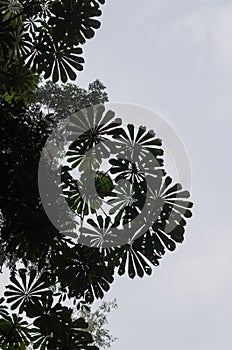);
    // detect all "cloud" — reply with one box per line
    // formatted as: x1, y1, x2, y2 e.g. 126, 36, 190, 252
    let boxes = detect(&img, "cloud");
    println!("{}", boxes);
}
168, 4, 232, 67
